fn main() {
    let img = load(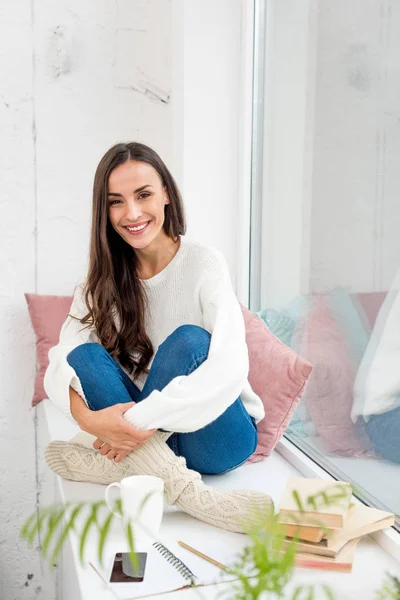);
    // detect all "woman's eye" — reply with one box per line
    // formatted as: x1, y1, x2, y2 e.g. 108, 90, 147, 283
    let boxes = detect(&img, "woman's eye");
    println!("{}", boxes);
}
138, 192, 150, 200
108, 199, 121, 206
